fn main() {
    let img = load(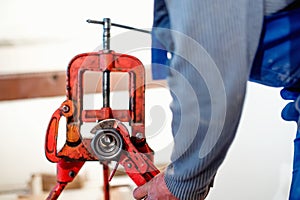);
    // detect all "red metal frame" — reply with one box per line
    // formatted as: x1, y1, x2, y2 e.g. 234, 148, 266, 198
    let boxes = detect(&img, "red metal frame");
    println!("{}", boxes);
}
44, 50, 159, 199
